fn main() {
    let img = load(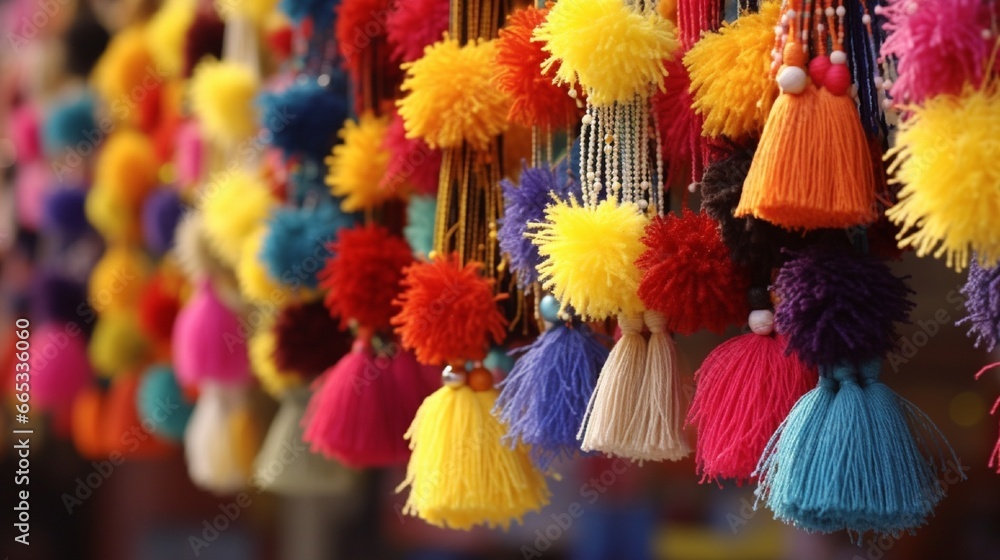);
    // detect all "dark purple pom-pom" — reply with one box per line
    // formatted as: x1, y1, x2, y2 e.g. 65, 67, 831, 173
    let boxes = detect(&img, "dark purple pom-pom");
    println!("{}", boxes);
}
773, 247, 914, 367
273, 301, 353, 379
498, 164, 579, 289
31, 270, 89, 325
958, 259, 1000, 352
142, 188, 185, 255
42, 187, 90, 238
